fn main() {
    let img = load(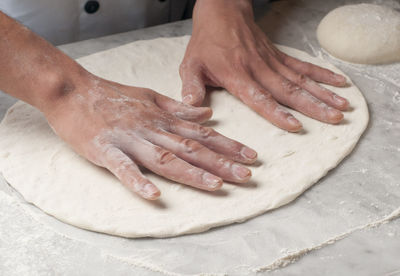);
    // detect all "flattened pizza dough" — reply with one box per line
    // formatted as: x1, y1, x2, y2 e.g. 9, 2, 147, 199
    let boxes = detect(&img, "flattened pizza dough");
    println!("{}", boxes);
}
0, 36, 369, 237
